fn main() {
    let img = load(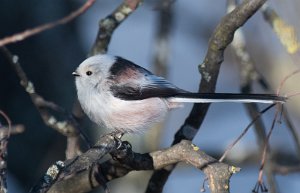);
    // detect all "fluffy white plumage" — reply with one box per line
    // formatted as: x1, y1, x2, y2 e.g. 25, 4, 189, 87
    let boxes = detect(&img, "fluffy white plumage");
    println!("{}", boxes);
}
73, 54, 285, 134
